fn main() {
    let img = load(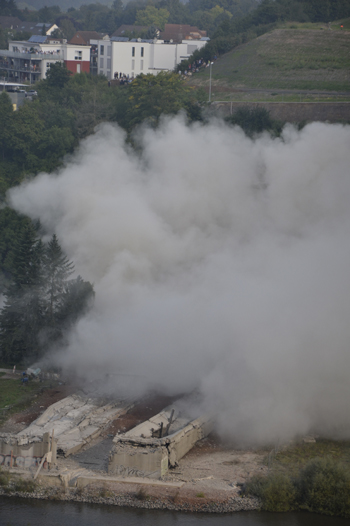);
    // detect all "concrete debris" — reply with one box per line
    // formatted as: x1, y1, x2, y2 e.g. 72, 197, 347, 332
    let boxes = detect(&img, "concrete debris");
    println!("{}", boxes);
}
109, 401, 213, 479
17, 394, 134, 457
0, 431, 57, 469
